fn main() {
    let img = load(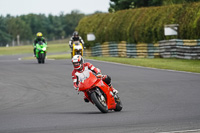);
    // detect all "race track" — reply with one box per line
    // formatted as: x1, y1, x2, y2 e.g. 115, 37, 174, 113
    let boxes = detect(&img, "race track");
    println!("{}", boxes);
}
0, 55, 200, 133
